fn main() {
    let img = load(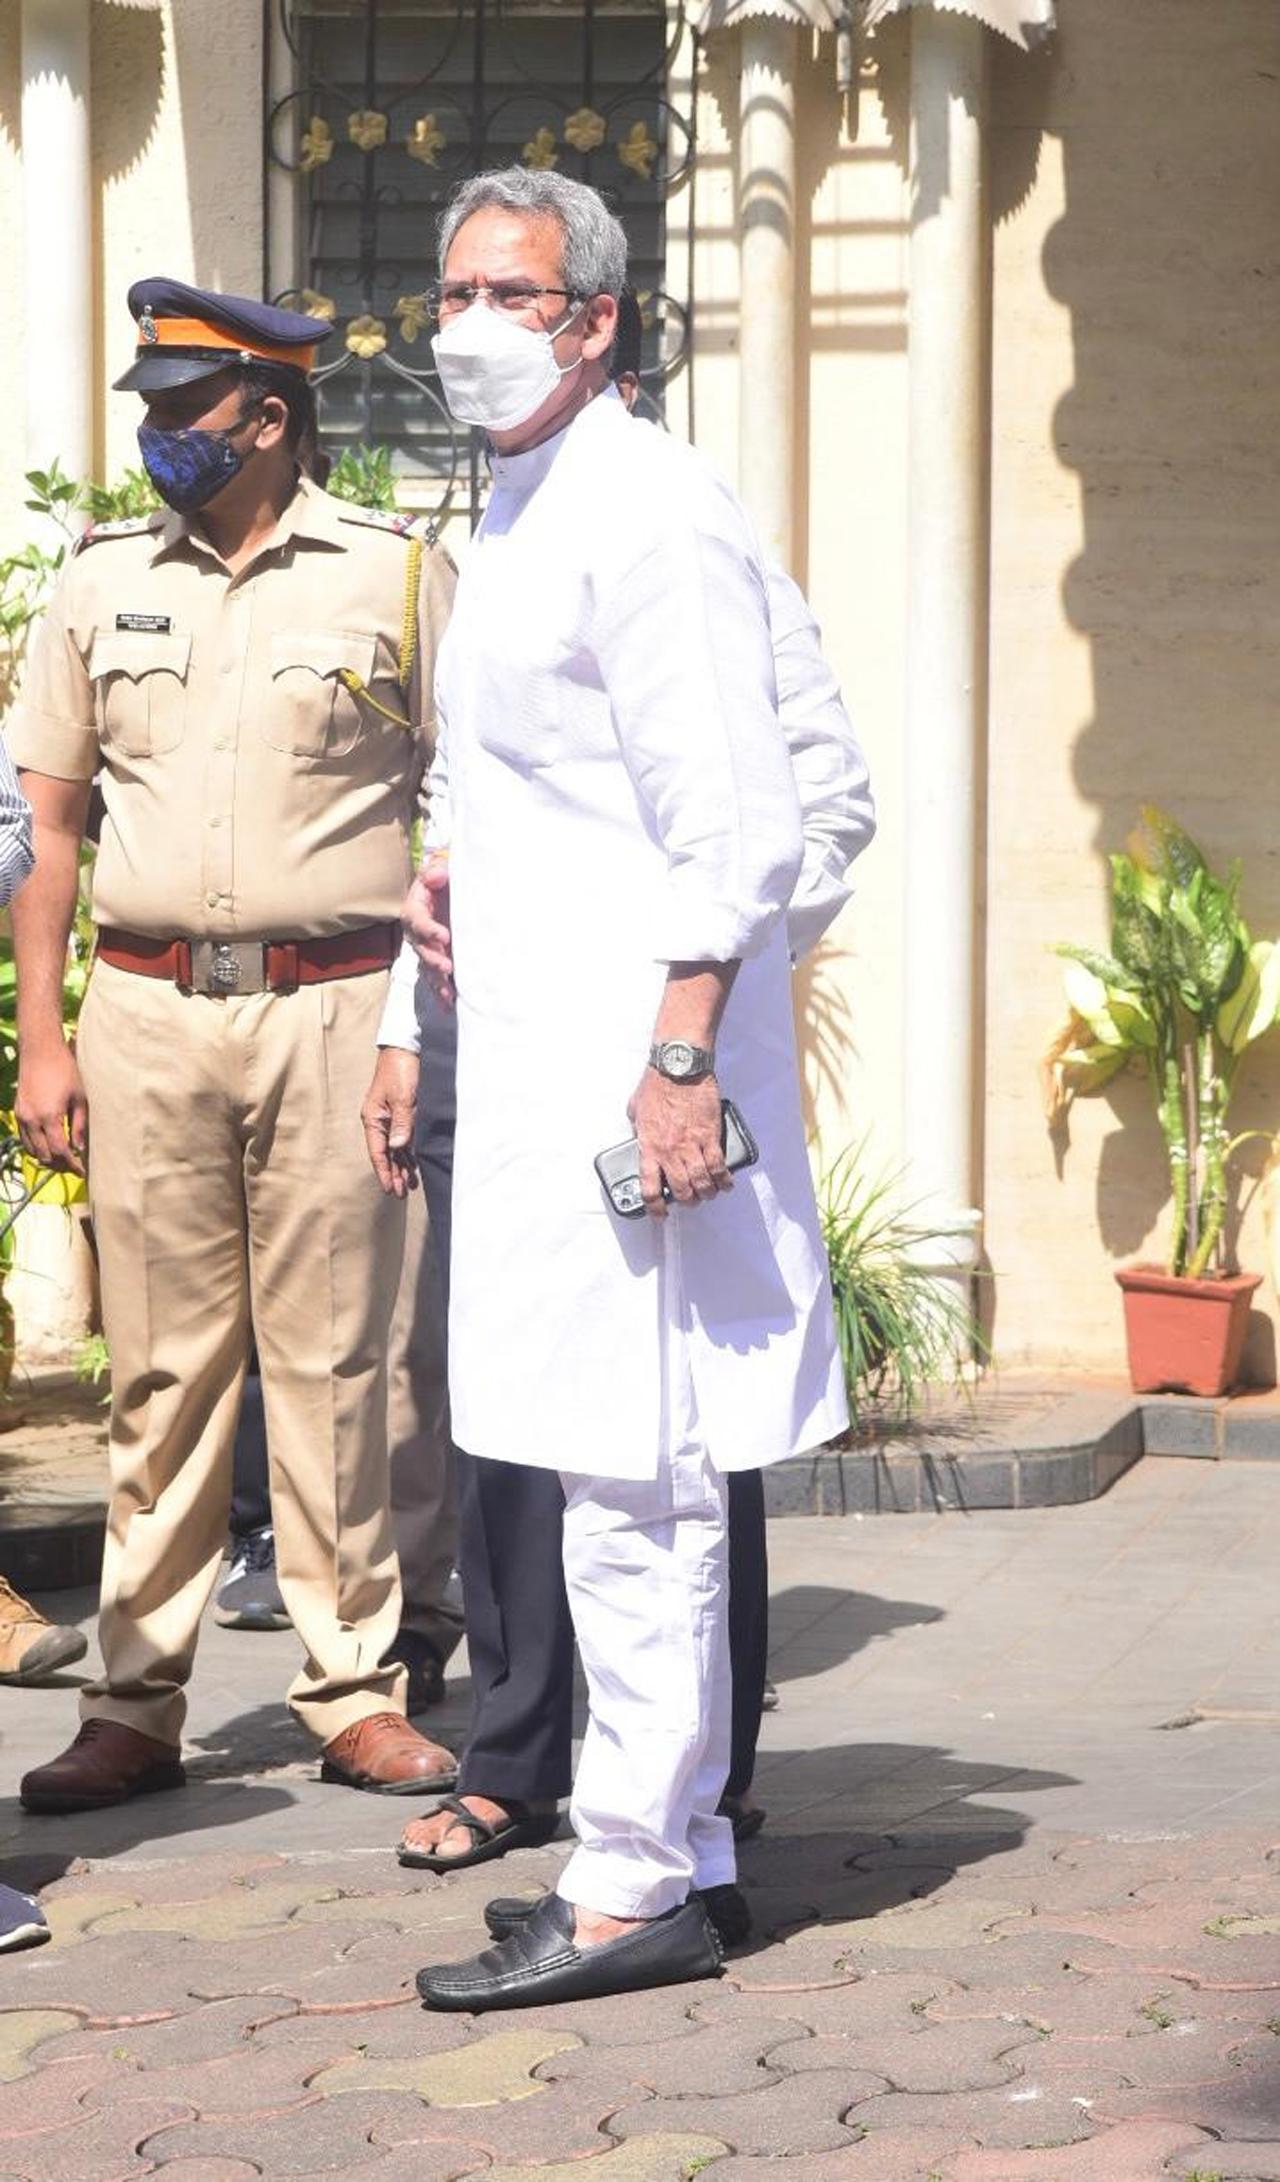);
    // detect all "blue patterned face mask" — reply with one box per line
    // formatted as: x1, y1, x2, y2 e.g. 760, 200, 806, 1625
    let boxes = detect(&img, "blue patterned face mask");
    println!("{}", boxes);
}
137, 418, 251, 513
